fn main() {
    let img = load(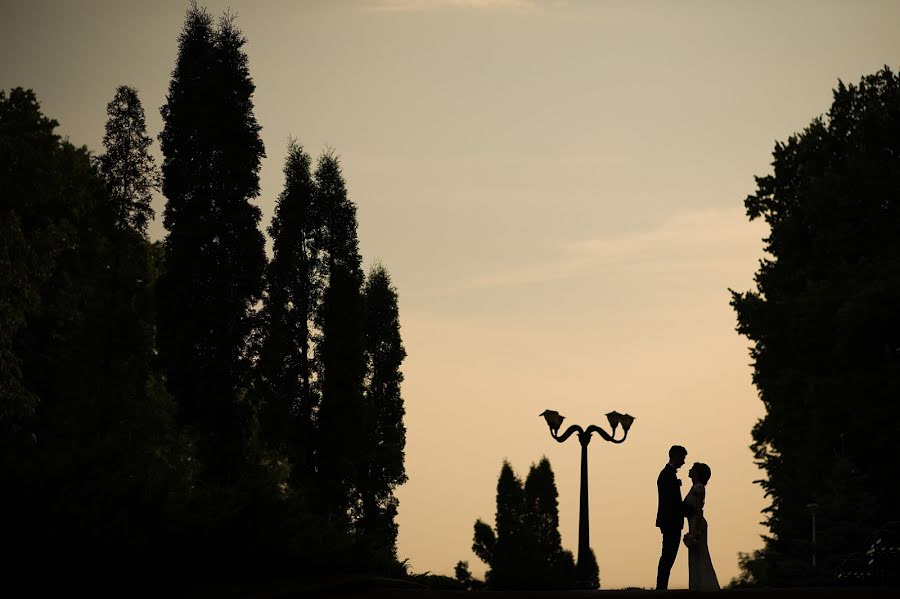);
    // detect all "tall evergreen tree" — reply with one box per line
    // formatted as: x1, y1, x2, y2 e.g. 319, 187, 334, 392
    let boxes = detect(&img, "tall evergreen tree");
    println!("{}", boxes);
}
313, 151, 366, 521
97, 85, 158, 236
96, 84, 162, 400
524, 457, 562, 562
256, 143, 409, 574
259, 141, 322, 487
357, 263, 408, 563
524, 457, 577, 589
493, 460, 528, 588
730, 67, 900, 585
157, 4, 266, 481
